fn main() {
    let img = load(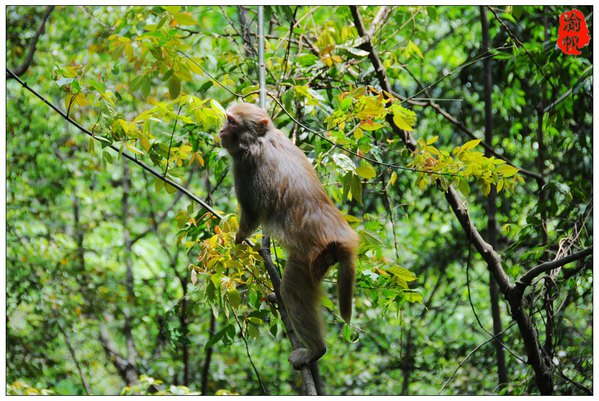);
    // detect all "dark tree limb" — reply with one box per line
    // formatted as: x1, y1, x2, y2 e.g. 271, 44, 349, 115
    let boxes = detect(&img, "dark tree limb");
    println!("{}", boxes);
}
8, 5, 55, 78
516, 247, 593, 289
480, 6, 508, 387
